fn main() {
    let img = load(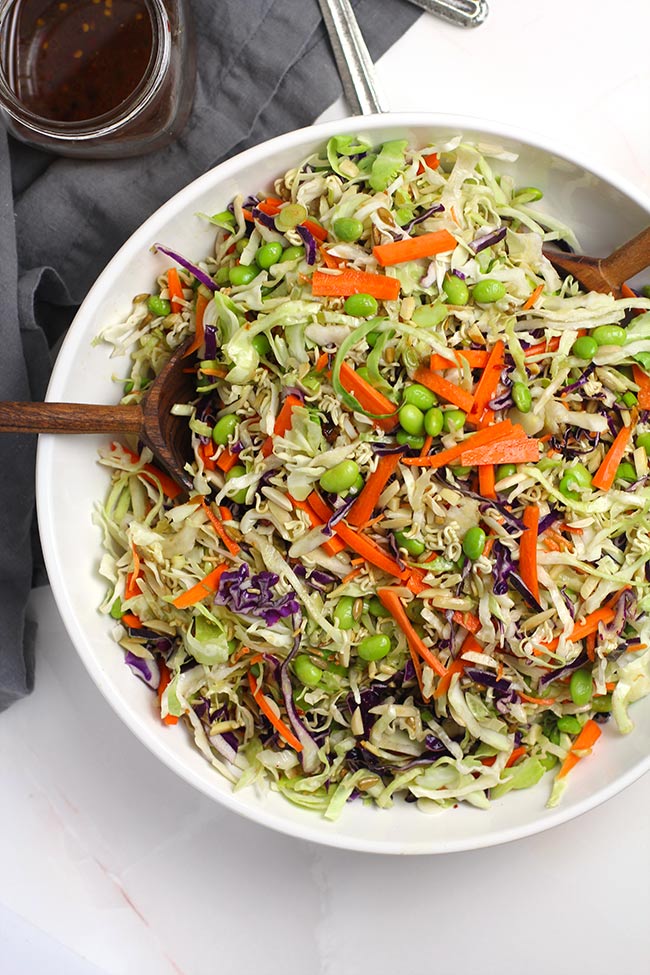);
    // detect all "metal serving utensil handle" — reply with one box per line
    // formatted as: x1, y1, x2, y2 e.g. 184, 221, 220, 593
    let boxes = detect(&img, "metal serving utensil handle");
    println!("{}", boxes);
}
409, 0, 489, 28
317, 0, 386, 115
